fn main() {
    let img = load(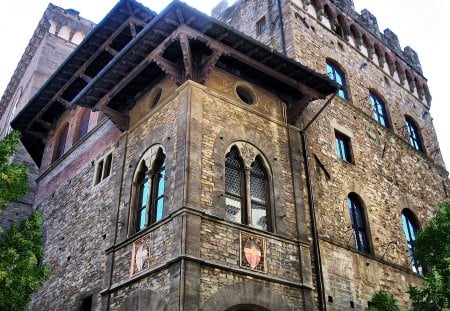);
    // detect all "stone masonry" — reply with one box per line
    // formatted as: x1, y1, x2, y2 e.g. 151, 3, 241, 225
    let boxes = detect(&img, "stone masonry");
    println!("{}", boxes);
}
1, 0, 448, 310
